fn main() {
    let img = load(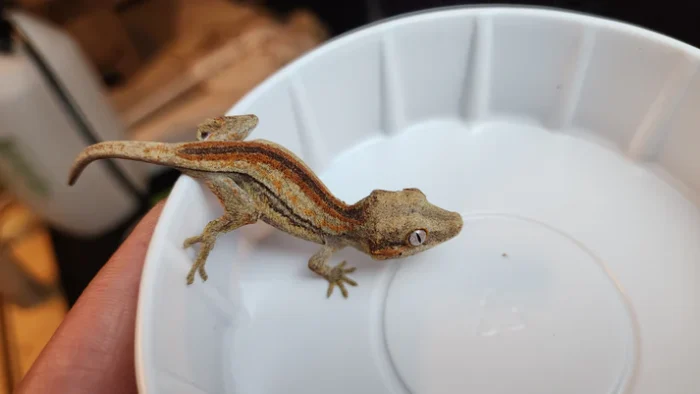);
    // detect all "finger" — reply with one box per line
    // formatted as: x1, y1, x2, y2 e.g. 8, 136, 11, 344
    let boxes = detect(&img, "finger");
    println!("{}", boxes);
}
198, 263, 207, 281
344, 267, 356, 274
183, 236, 200, 248
326, 282, 335, 298
338, 282, 348, 298
342, 277, 357, 286
16, 200, 167, 394
187, 267, 196, 285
